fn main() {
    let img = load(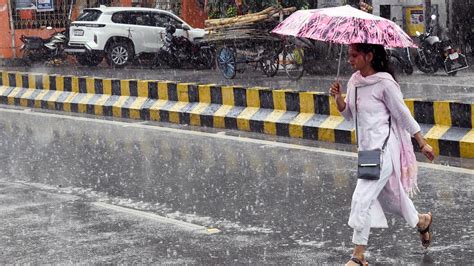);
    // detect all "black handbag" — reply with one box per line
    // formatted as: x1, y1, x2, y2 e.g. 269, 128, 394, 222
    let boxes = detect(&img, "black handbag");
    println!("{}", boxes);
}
355, 87, 391, 180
